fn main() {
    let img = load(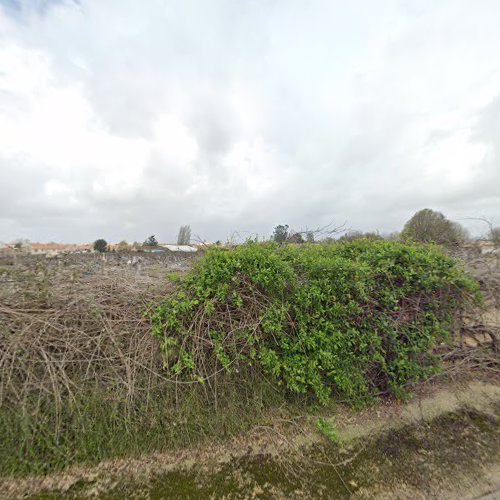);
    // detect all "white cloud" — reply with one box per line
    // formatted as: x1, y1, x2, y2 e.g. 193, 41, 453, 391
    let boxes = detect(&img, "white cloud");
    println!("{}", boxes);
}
0, 0, 499, 242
